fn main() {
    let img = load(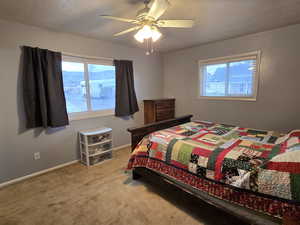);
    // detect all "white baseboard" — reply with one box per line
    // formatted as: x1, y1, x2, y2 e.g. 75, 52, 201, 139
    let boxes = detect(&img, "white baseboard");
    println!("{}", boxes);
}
0, 144, 131, 189
0, 160, 79, 189
113, 143, 131, 151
